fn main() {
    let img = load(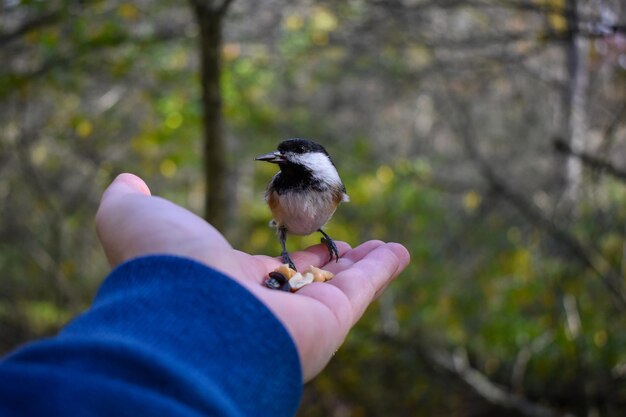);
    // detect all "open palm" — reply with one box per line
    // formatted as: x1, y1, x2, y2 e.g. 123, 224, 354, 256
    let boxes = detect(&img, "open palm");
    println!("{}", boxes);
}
96, 173, 410, 381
